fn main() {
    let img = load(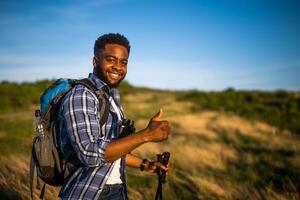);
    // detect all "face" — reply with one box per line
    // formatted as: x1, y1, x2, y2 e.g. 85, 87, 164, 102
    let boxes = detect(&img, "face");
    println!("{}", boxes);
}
93, 44, 128, 87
